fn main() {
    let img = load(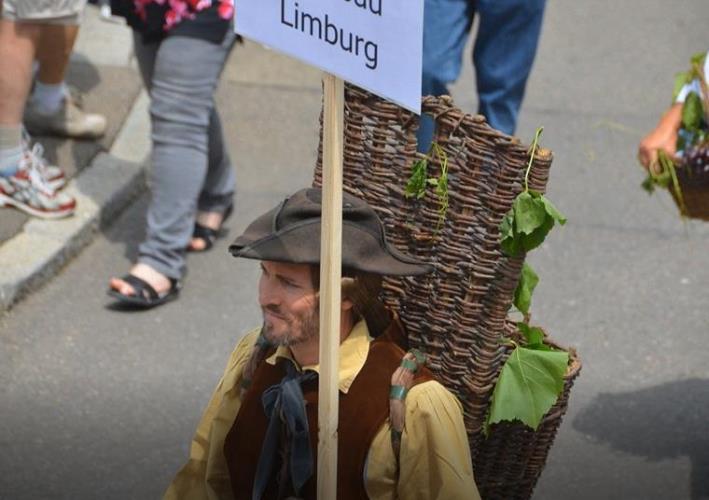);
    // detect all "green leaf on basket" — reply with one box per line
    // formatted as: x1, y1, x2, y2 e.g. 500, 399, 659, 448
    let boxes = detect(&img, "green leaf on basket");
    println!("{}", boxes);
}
514, 263, 539, 315
516, 322, 547, 348
500, 211, 514, 240
487, 346, 569, 431
500, 189, 566, 257
682, 92, 704, 132
501, 232, 522, 257
404, 143, 450, 227
514, 192, 547, 235
540, 194, 567, 225
499, 127, 566, 257
521, 216, 555, 253
405, 158, 429, 199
